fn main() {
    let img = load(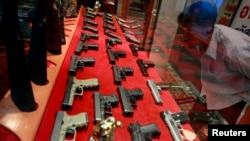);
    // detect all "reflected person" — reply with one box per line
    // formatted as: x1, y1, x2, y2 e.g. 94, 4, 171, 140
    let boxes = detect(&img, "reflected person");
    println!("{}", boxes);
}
200, 24, 250, 124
